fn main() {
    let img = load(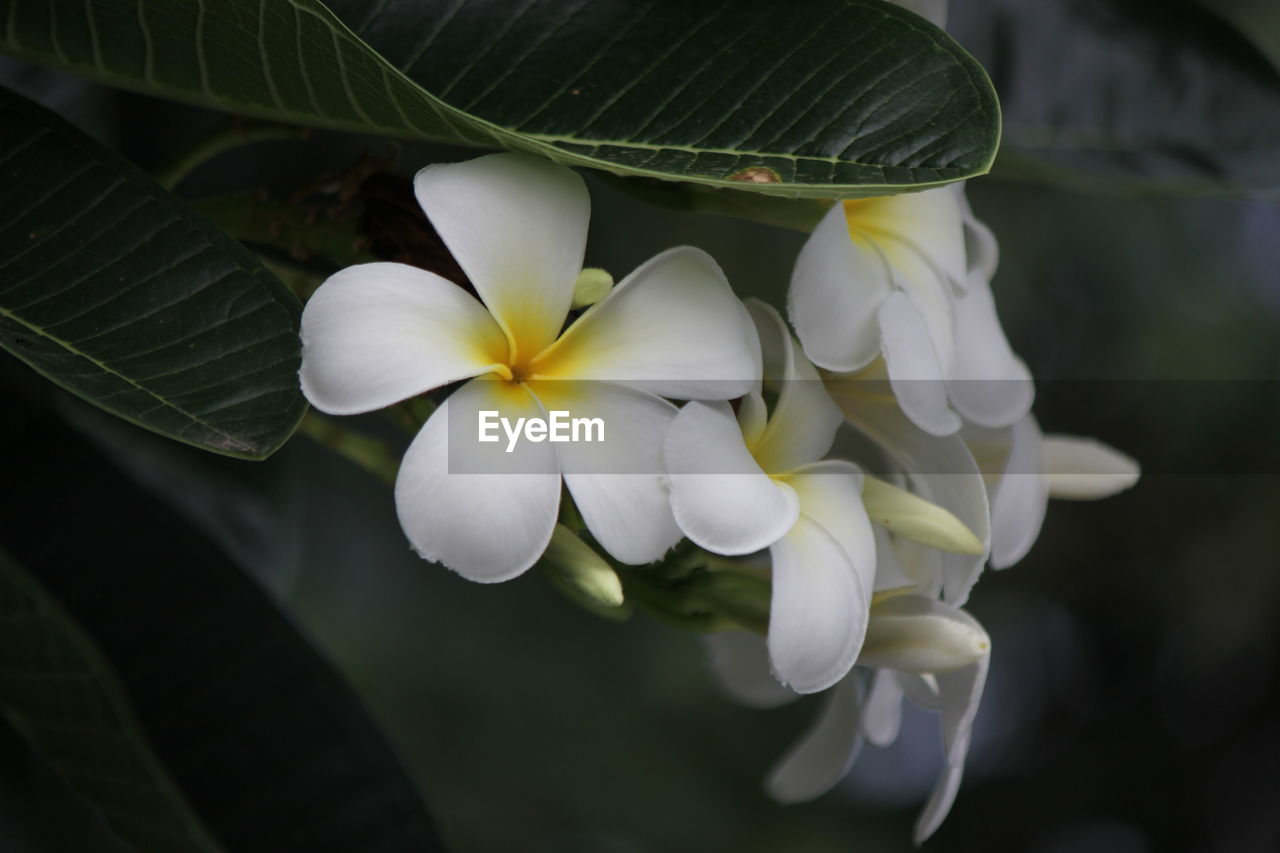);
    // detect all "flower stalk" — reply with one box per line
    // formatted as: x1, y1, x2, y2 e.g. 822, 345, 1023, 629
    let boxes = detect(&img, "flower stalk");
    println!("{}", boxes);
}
297, 412, 399, 485
153, 119, 311, 191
